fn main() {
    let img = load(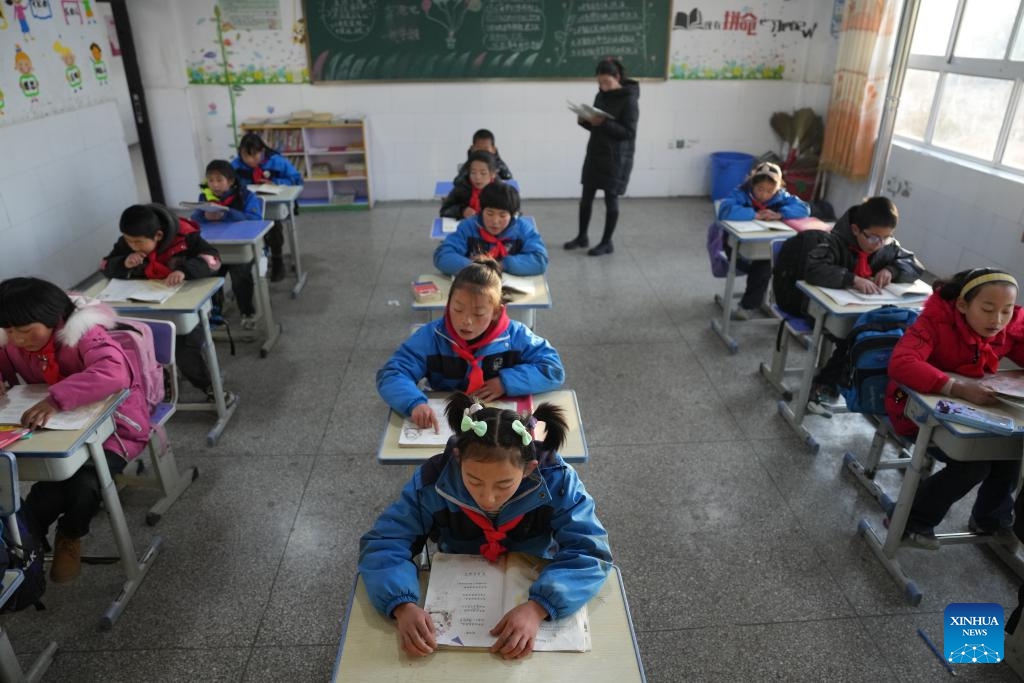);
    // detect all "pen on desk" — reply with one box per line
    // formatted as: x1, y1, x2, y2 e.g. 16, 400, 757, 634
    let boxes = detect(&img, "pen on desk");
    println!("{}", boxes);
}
917, 628, 956, 676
